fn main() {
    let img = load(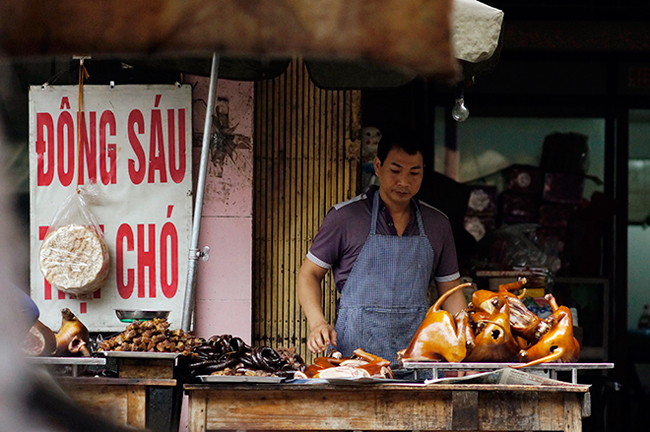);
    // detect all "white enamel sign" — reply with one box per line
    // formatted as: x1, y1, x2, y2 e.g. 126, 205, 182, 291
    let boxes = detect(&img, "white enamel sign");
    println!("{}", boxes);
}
29, 85, 193, 331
